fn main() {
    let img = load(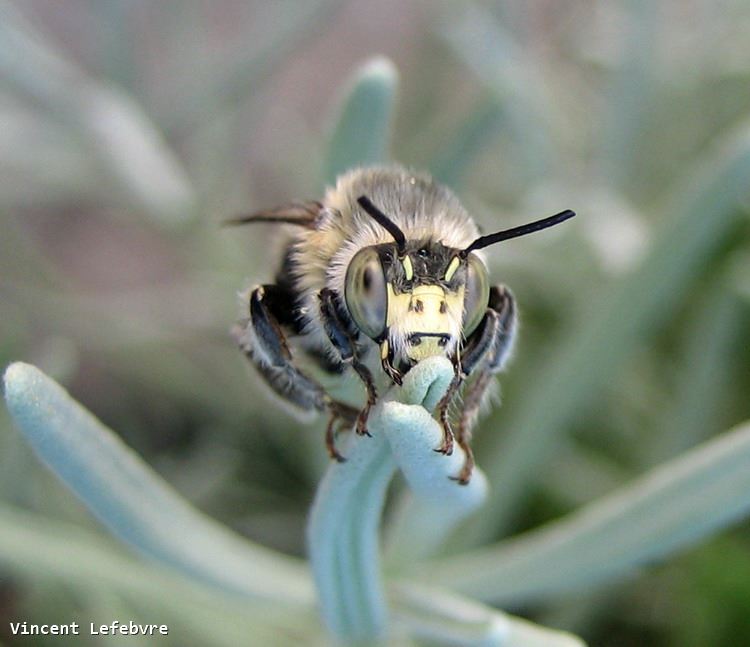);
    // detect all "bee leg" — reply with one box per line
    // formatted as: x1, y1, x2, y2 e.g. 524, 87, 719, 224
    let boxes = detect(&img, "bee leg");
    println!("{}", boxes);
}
484, 284, 517, 372
449, 370, 491, 484
236, 286, 359, 453
380, 341, 403, 386
434, 361, 463, 456
352, 361, 377, 437
234, 285, 327, 410
319, 288, 377, 437
324, 402, 359, 462
325, 415, 345, 462
450, 285, 517, 484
